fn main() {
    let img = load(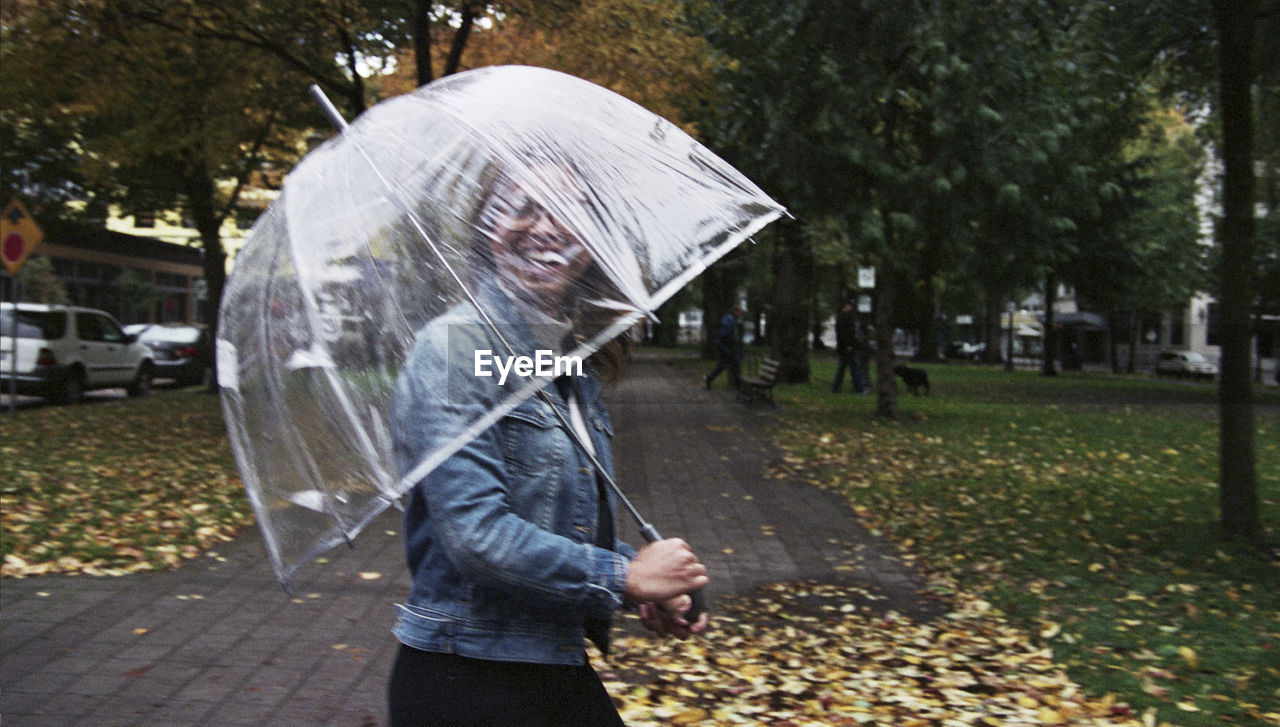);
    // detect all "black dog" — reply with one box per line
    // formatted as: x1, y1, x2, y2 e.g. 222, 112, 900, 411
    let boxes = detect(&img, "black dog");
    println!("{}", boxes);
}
893, 365, 930, 396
